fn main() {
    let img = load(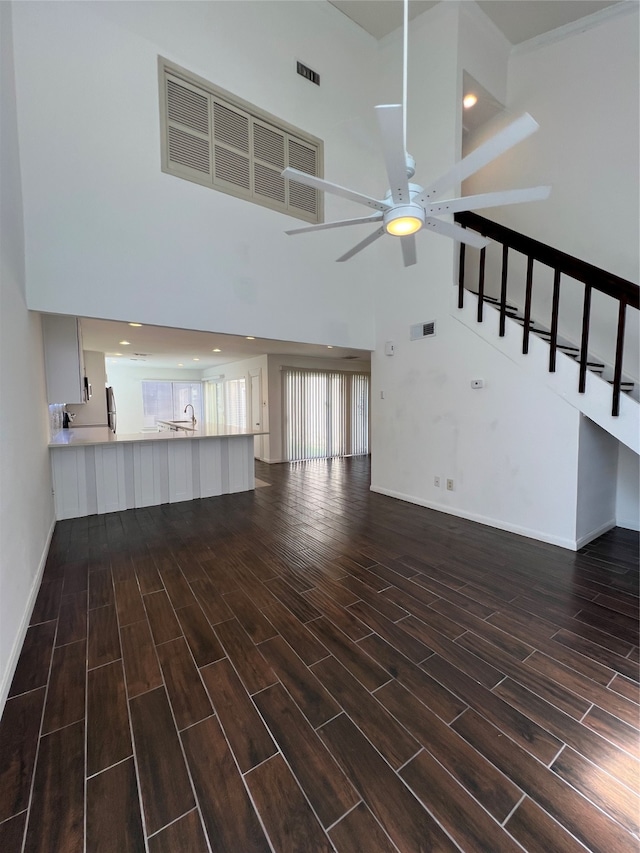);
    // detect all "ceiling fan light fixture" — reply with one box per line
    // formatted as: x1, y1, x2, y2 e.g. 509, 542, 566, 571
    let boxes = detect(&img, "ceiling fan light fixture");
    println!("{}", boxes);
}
384, 204, 424, 237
